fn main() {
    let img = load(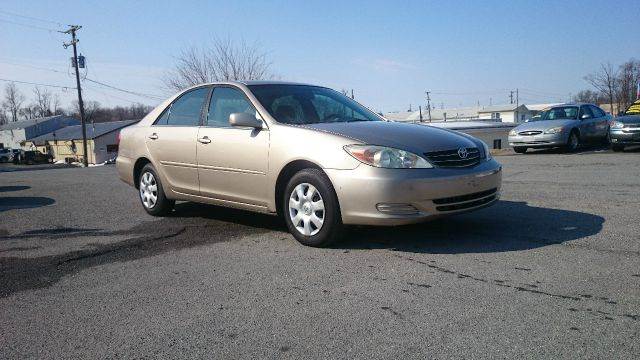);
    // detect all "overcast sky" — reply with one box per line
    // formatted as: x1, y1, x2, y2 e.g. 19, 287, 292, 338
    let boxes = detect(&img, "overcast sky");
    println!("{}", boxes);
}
1, 0, 639, 113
